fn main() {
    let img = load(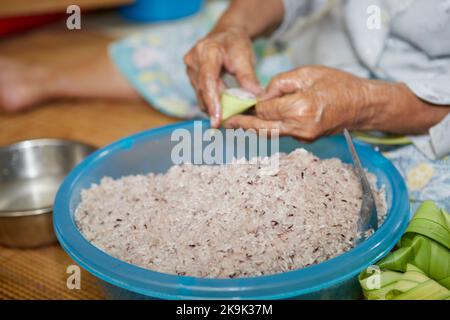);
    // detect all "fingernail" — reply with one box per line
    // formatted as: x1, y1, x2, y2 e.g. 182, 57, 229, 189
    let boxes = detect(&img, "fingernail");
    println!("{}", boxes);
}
210, 116, 218, 128
244, 82, 263, 95
215, 107, 222, 127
